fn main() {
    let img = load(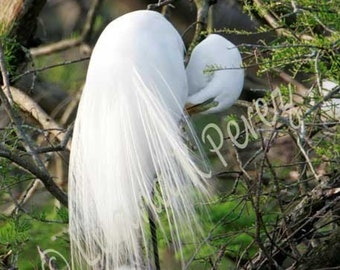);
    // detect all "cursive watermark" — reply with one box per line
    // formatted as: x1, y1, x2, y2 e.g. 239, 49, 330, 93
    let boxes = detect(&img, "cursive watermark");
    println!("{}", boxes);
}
39, 247, 71, 270
201, 86, 302, 167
